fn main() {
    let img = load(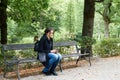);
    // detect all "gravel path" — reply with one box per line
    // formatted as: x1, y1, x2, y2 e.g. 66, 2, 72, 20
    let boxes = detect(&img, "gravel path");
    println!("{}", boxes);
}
0, 56, 120, 80
21, 56, 120, 80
